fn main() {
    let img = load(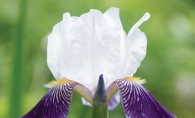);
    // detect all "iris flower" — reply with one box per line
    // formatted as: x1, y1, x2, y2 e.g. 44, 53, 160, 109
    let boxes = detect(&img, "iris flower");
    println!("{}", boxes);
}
21, 7, 176, 118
